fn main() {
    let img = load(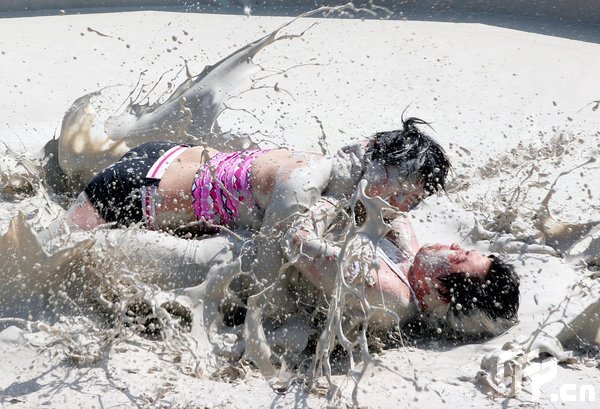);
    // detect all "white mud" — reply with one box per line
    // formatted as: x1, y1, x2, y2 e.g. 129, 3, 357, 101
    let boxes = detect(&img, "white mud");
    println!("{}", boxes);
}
0, 5, 599, 408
